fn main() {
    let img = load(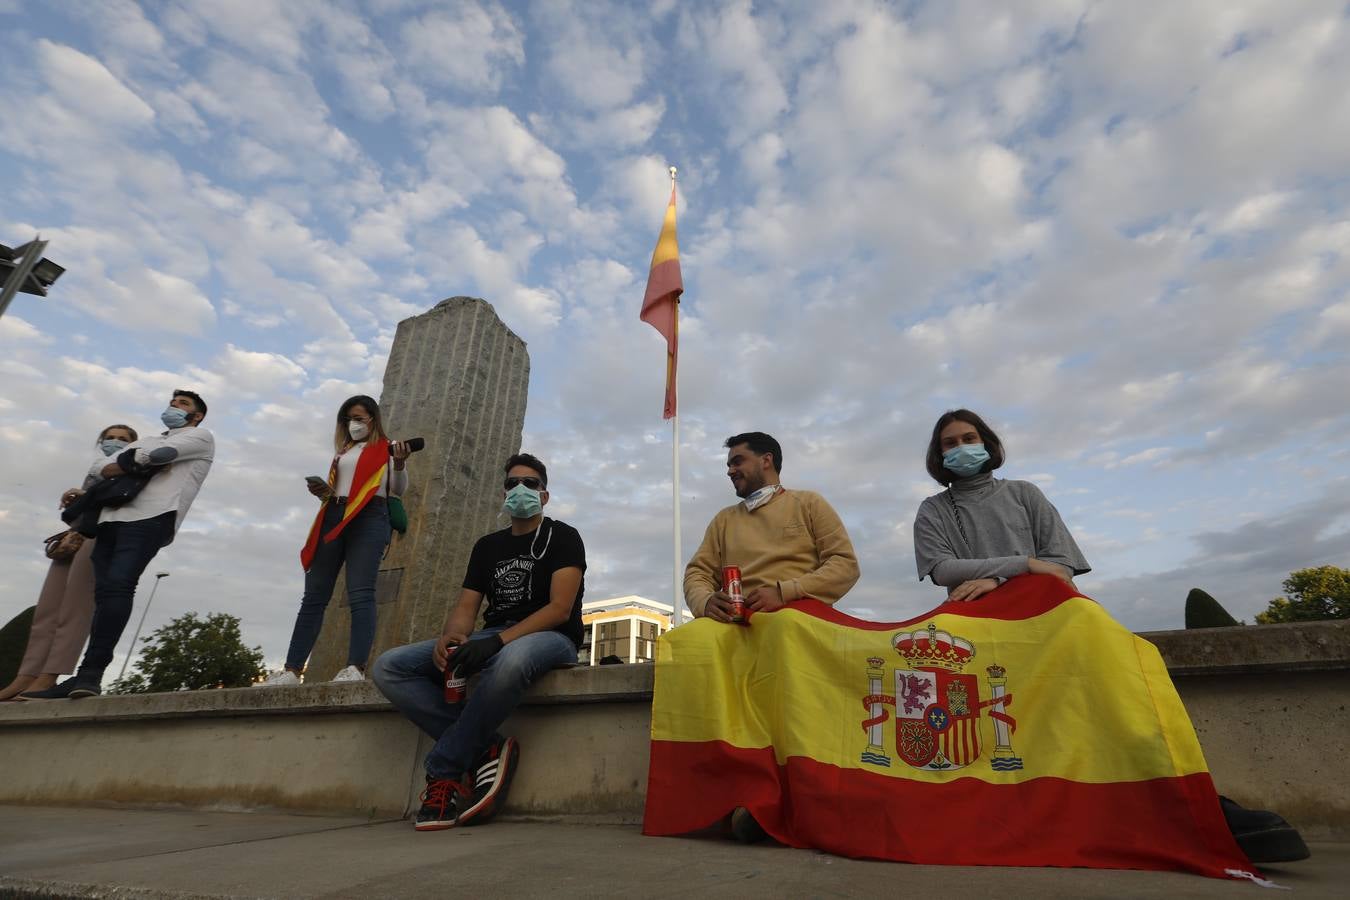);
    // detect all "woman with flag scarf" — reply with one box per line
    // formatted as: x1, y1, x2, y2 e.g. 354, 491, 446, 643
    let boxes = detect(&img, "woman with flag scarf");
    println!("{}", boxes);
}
258, 395, 409, 686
